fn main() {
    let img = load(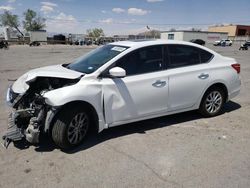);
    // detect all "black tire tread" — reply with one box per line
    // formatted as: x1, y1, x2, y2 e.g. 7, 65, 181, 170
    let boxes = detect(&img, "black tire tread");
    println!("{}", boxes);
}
52, 106, 88, 149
